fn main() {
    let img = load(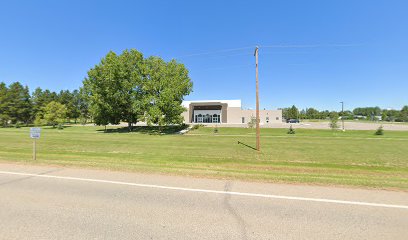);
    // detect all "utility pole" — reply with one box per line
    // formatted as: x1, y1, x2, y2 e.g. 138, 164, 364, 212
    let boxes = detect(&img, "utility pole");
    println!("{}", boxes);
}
340, 101, 345, 131
254, 46, 260, 151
